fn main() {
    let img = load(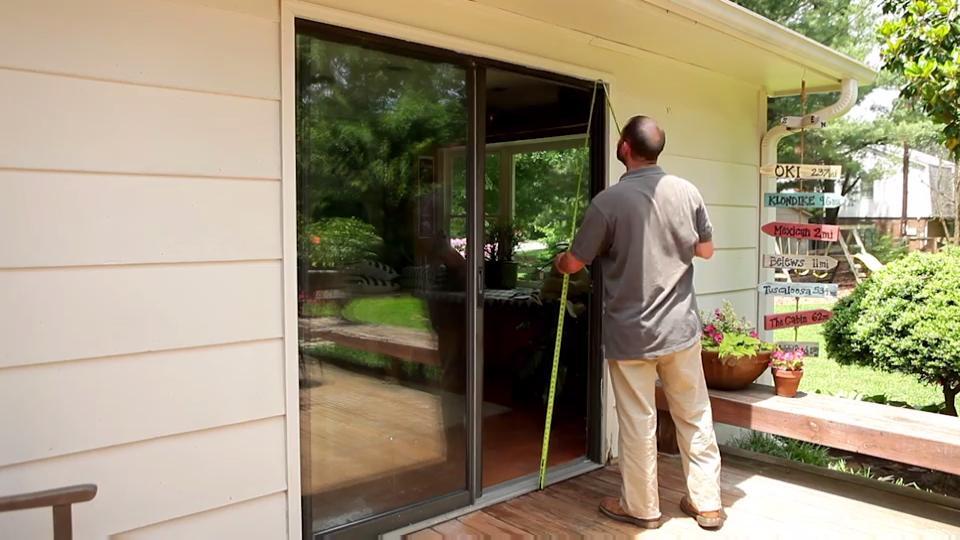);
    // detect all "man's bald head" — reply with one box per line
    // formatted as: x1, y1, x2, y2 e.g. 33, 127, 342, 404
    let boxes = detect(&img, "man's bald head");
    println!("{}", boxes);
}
618, 116, 666, 165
